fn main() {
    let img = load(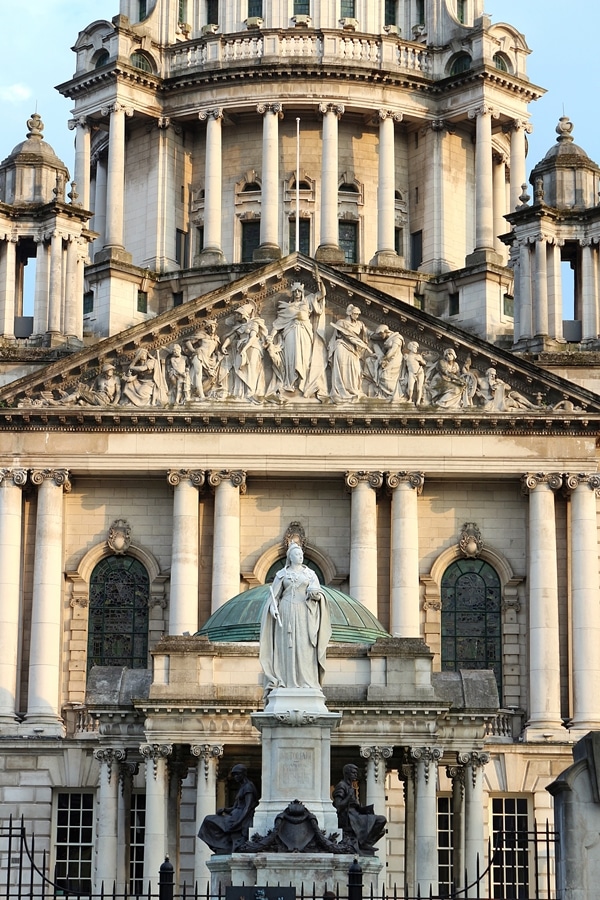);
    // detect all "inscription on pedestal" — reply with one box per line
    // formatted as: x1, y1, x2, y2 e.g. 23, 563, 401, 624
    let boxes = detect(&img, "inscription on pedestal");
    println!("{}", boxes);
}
277, 748, 315, 792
